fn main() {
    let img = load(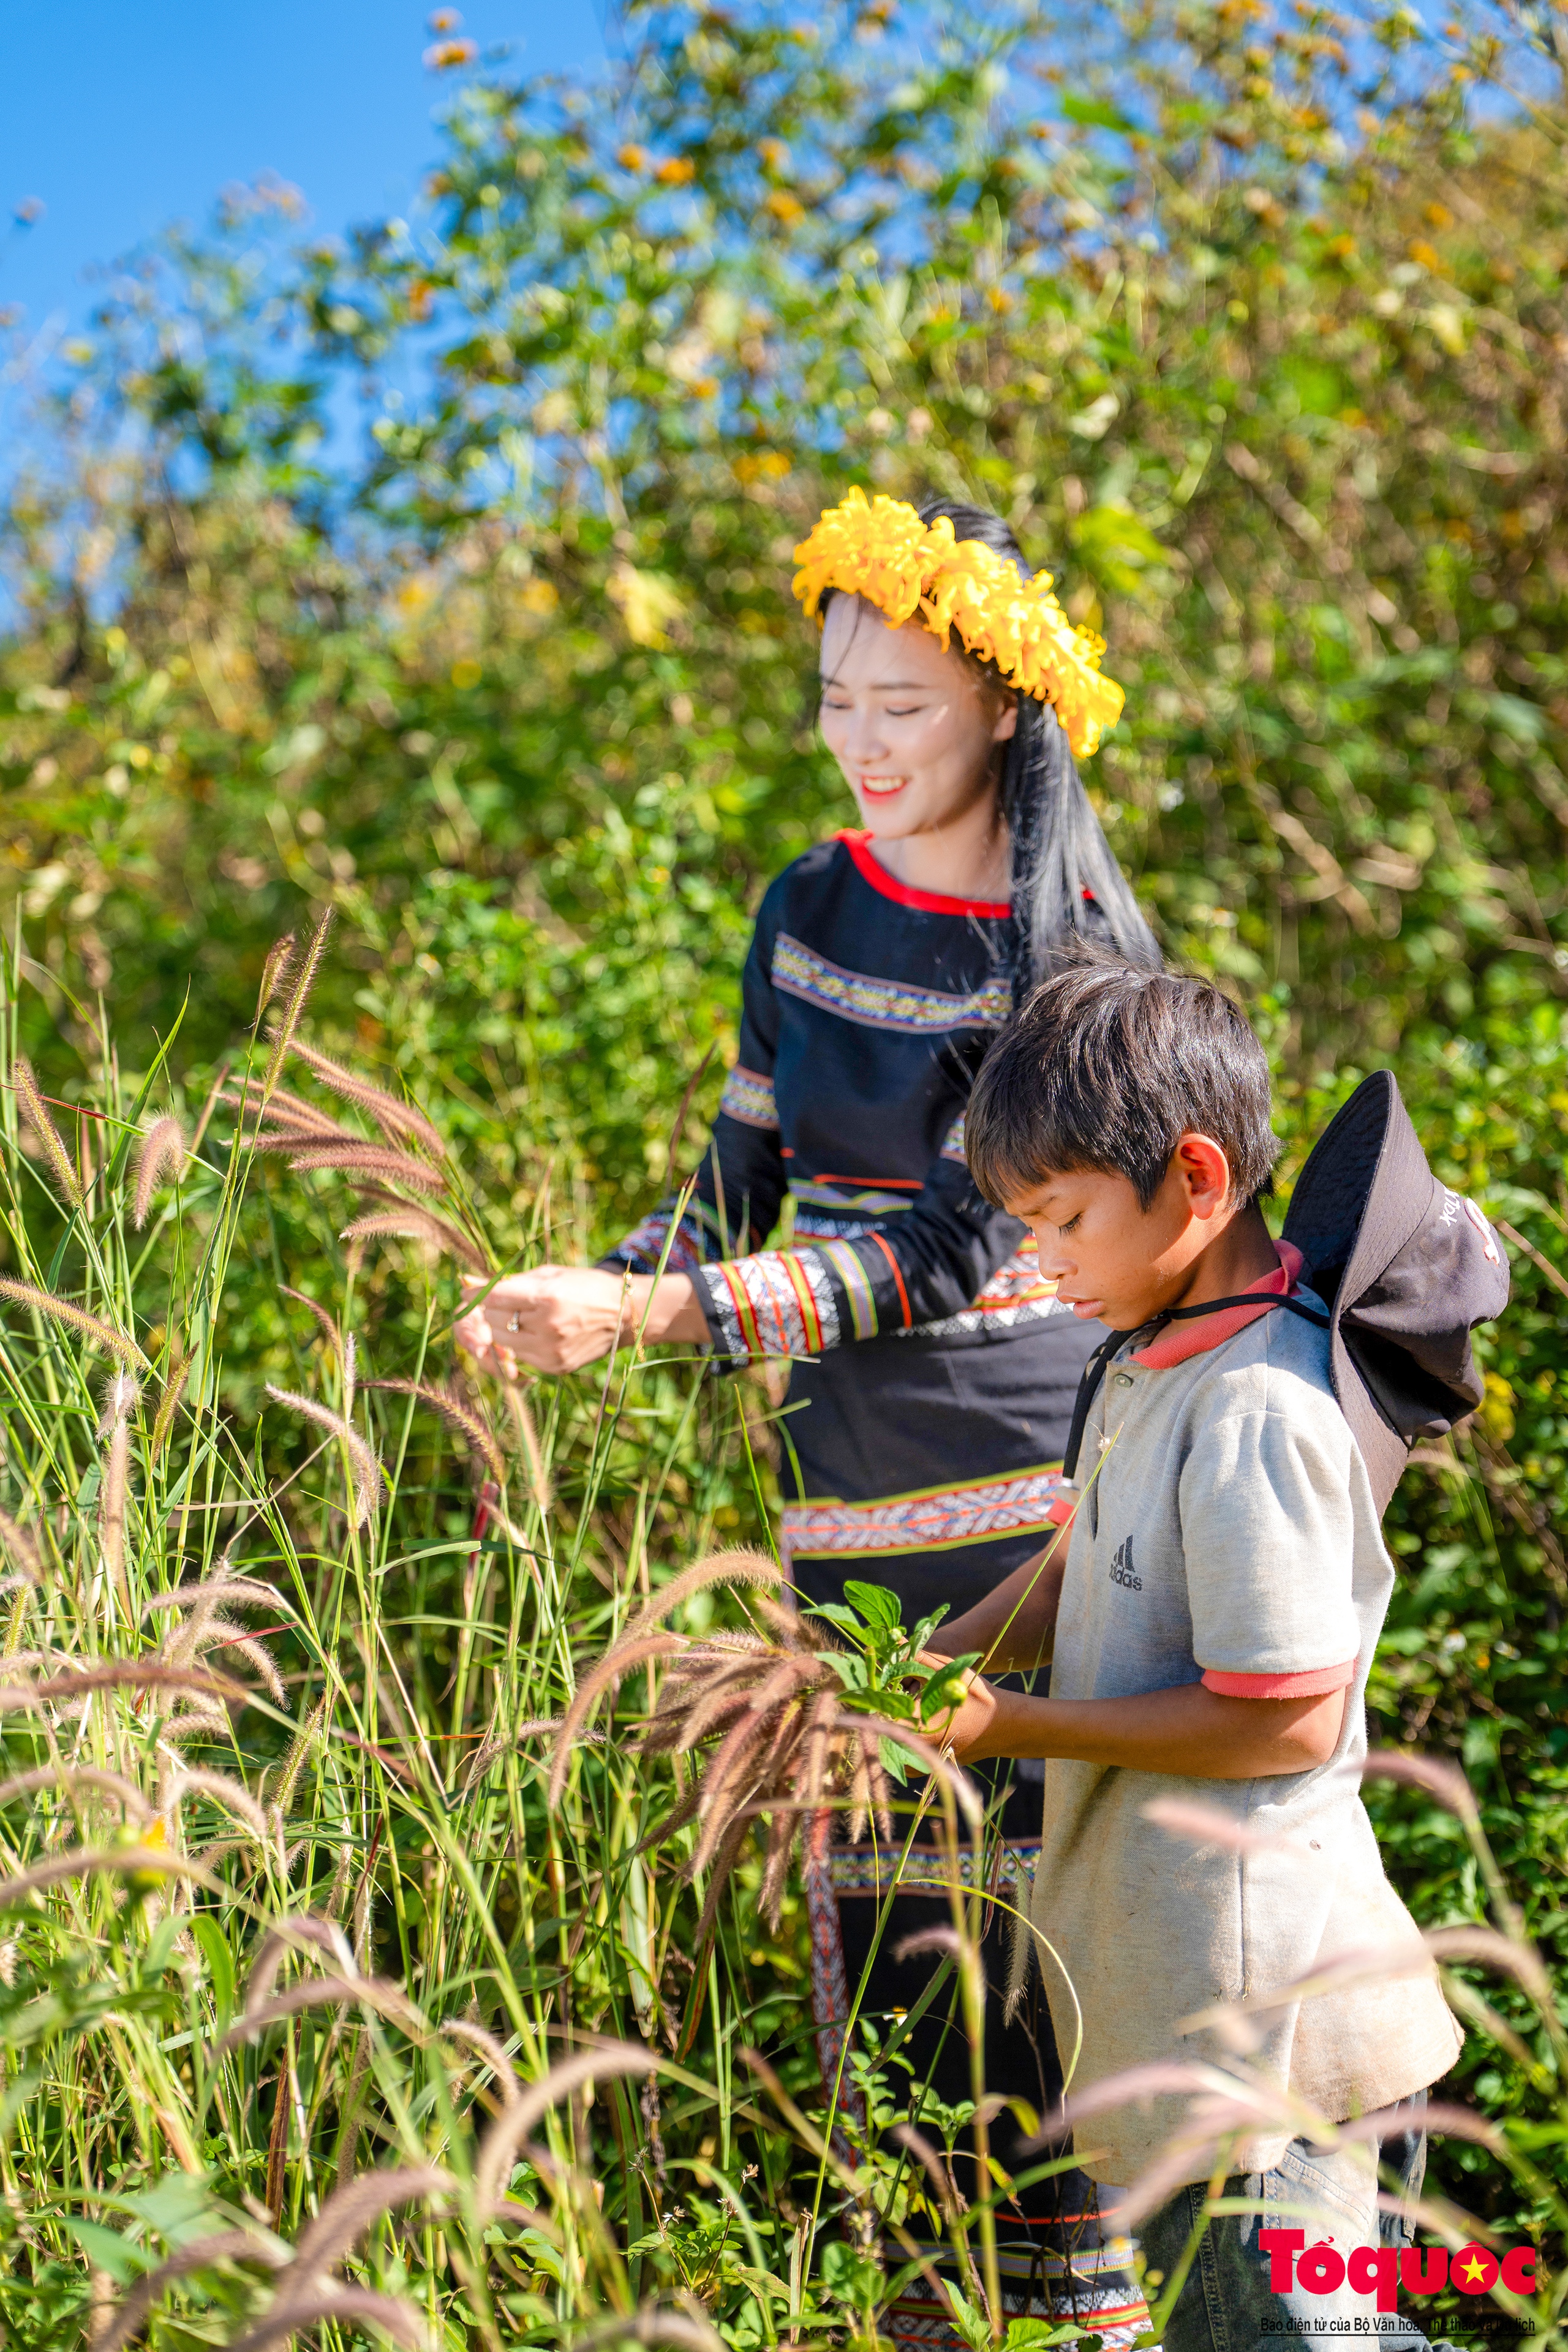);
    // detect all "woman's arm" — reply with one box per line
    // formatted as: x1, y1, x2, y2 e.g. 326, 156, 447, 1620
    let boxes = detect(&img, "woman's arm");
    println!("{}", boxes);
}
693, 1141, 1047, 1367
455, 1267, 709, 1376
460, 895, 793, 1379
